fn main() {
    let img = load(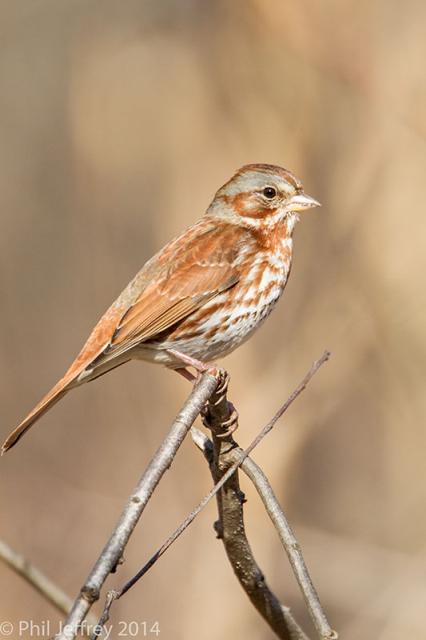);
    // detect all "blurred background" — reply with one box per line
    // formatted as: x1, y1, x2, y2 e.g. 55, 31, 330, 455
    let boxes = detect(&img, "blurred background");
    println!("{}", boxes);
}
0, 1, 425, 638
